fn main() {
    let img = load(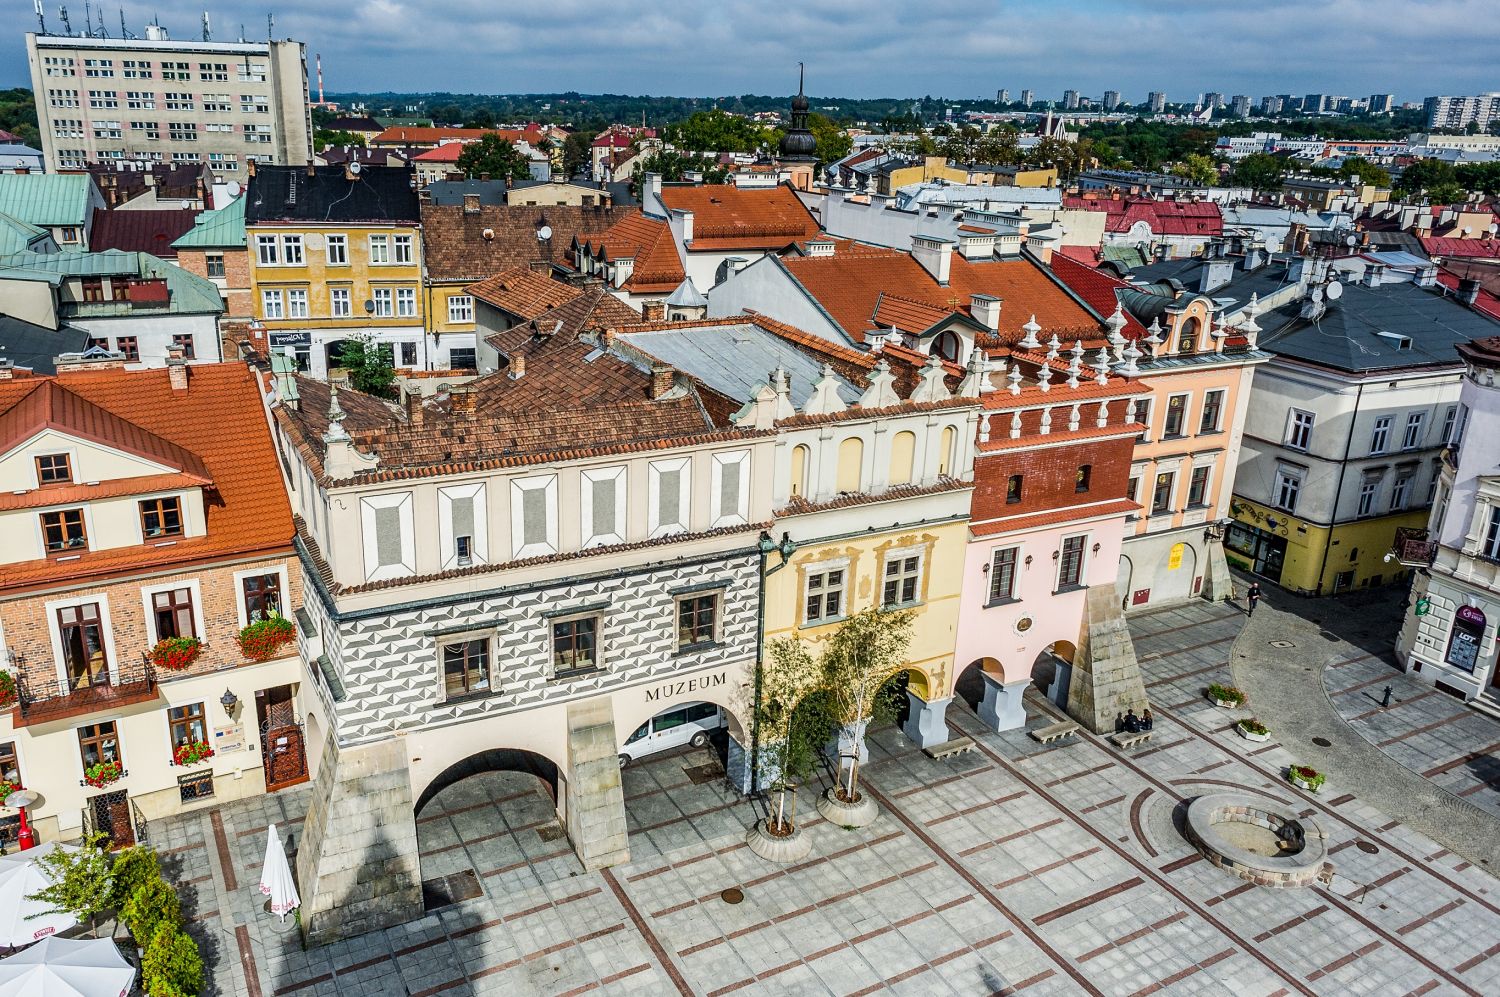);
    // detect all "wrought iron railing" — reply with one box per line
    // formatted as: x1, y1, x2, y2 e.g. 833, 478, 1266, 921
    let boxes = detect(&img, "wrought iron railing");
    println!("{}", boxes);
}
1392, 527, 1437, 567
16, 656, 158, 726
80, 792, 149, 849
